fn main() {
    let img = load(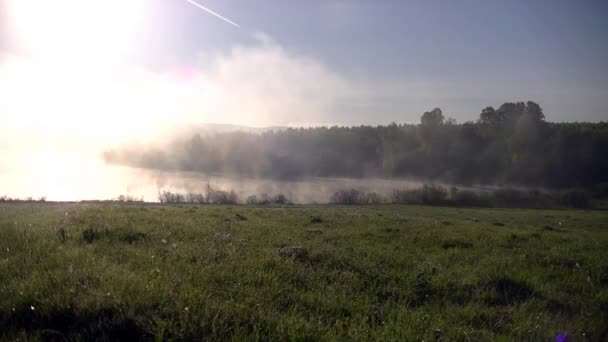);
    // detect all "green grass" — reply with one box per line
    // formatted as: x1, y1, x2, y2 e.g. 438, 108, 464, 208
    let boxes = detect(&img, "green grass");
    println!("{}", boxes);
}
1, 203, 607, 341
